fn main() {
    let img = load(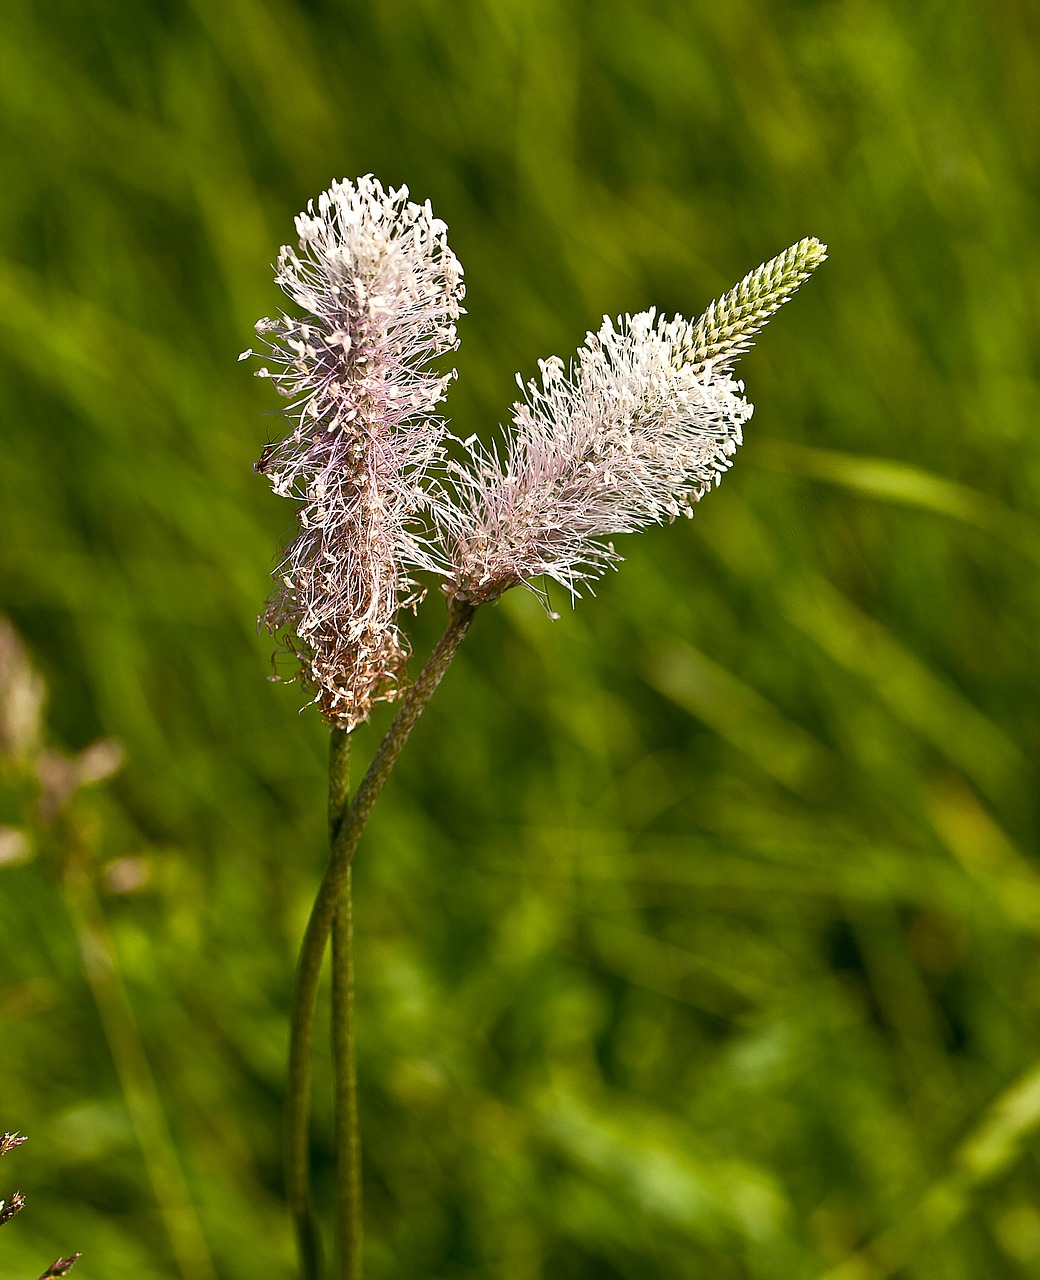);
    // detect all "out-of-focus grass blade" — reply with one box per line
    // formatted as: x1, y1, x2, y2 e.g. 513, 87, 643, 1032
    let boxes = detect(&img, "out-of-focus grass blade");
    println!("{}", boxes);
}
647, 642, 836, 798
823, 1059, 1040, 1280
537, 1083, 792, 1246
754, 438, 1040, 556
783, 573, 1031, 809
925, 775, 1040, 933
